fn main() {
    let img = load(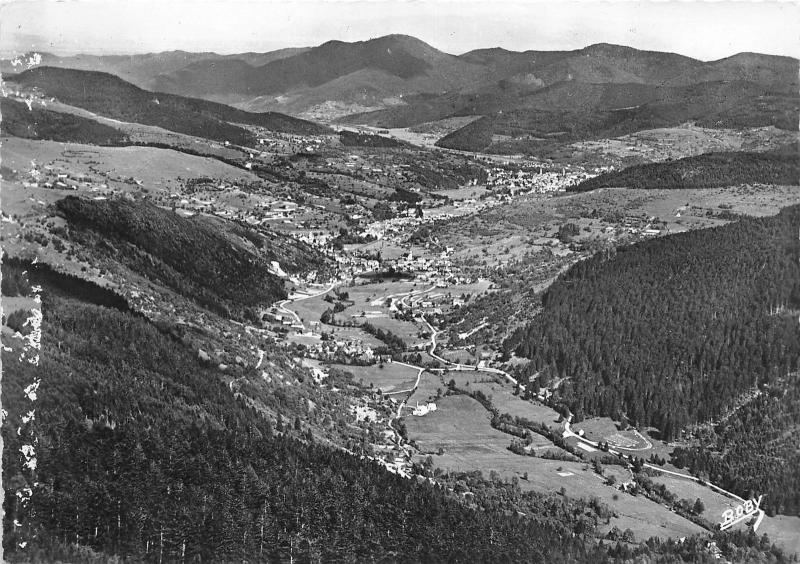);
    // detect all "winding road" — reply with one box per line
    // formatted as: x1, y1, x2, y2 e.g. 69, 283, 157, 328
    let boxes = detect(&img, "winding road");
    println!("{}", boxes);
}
276, 282, 337, 327
562, 420, 746, 503
418, 316, 519, 387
